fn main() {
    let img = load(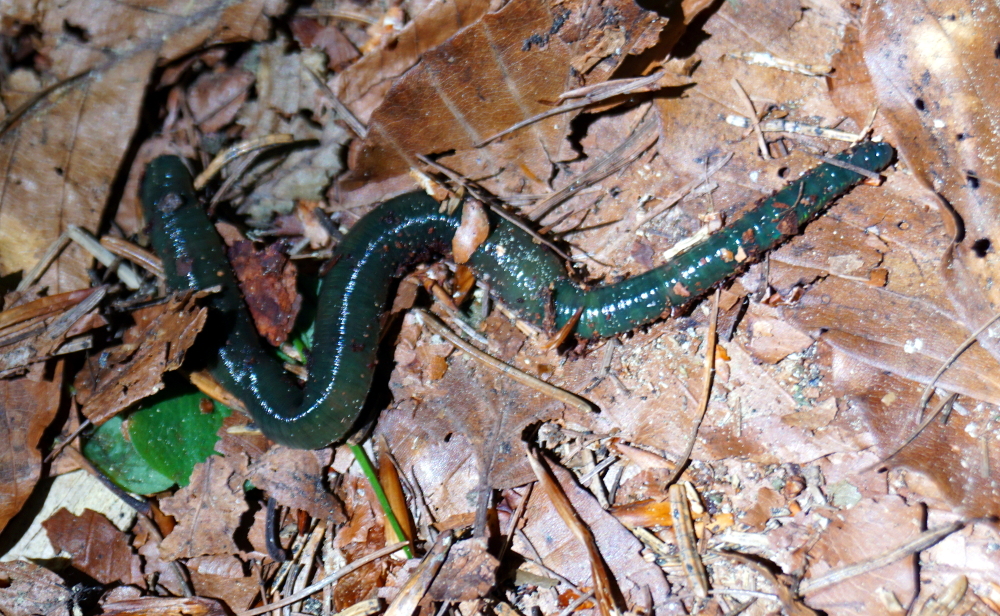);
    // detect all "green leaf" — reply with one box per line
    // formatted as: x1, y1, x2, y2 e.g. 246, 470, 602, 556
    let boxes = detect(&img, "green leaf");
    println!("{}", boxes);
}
83, 415, 175, 495
126, 388, 231, 486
